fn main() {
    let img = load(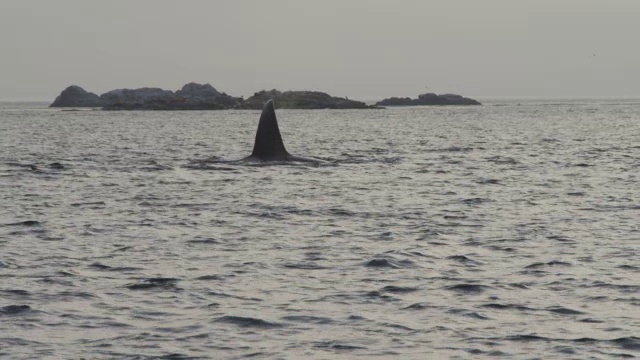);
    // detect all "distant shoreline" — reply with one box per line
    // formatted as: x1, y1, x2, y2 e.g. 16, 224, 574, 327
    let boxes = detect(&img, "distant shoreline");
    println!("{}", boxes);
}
46, 84, 485, 110
3, 96, 640, 108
